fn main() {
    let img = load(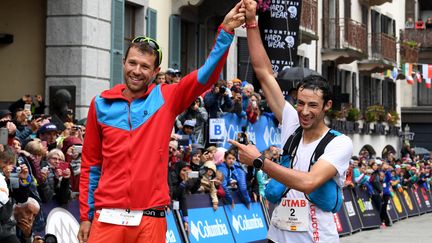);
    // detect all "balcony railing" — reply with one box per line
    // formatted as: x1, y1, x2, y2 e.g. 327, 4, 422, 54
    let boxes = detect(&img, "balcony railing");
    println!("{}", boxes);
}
359, 0, 393, 6
371, 33, 396, 62
400, 44, 419, 63
323, 18, 367, 54
401, 28, 432, 48
300, 0, 317, 33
